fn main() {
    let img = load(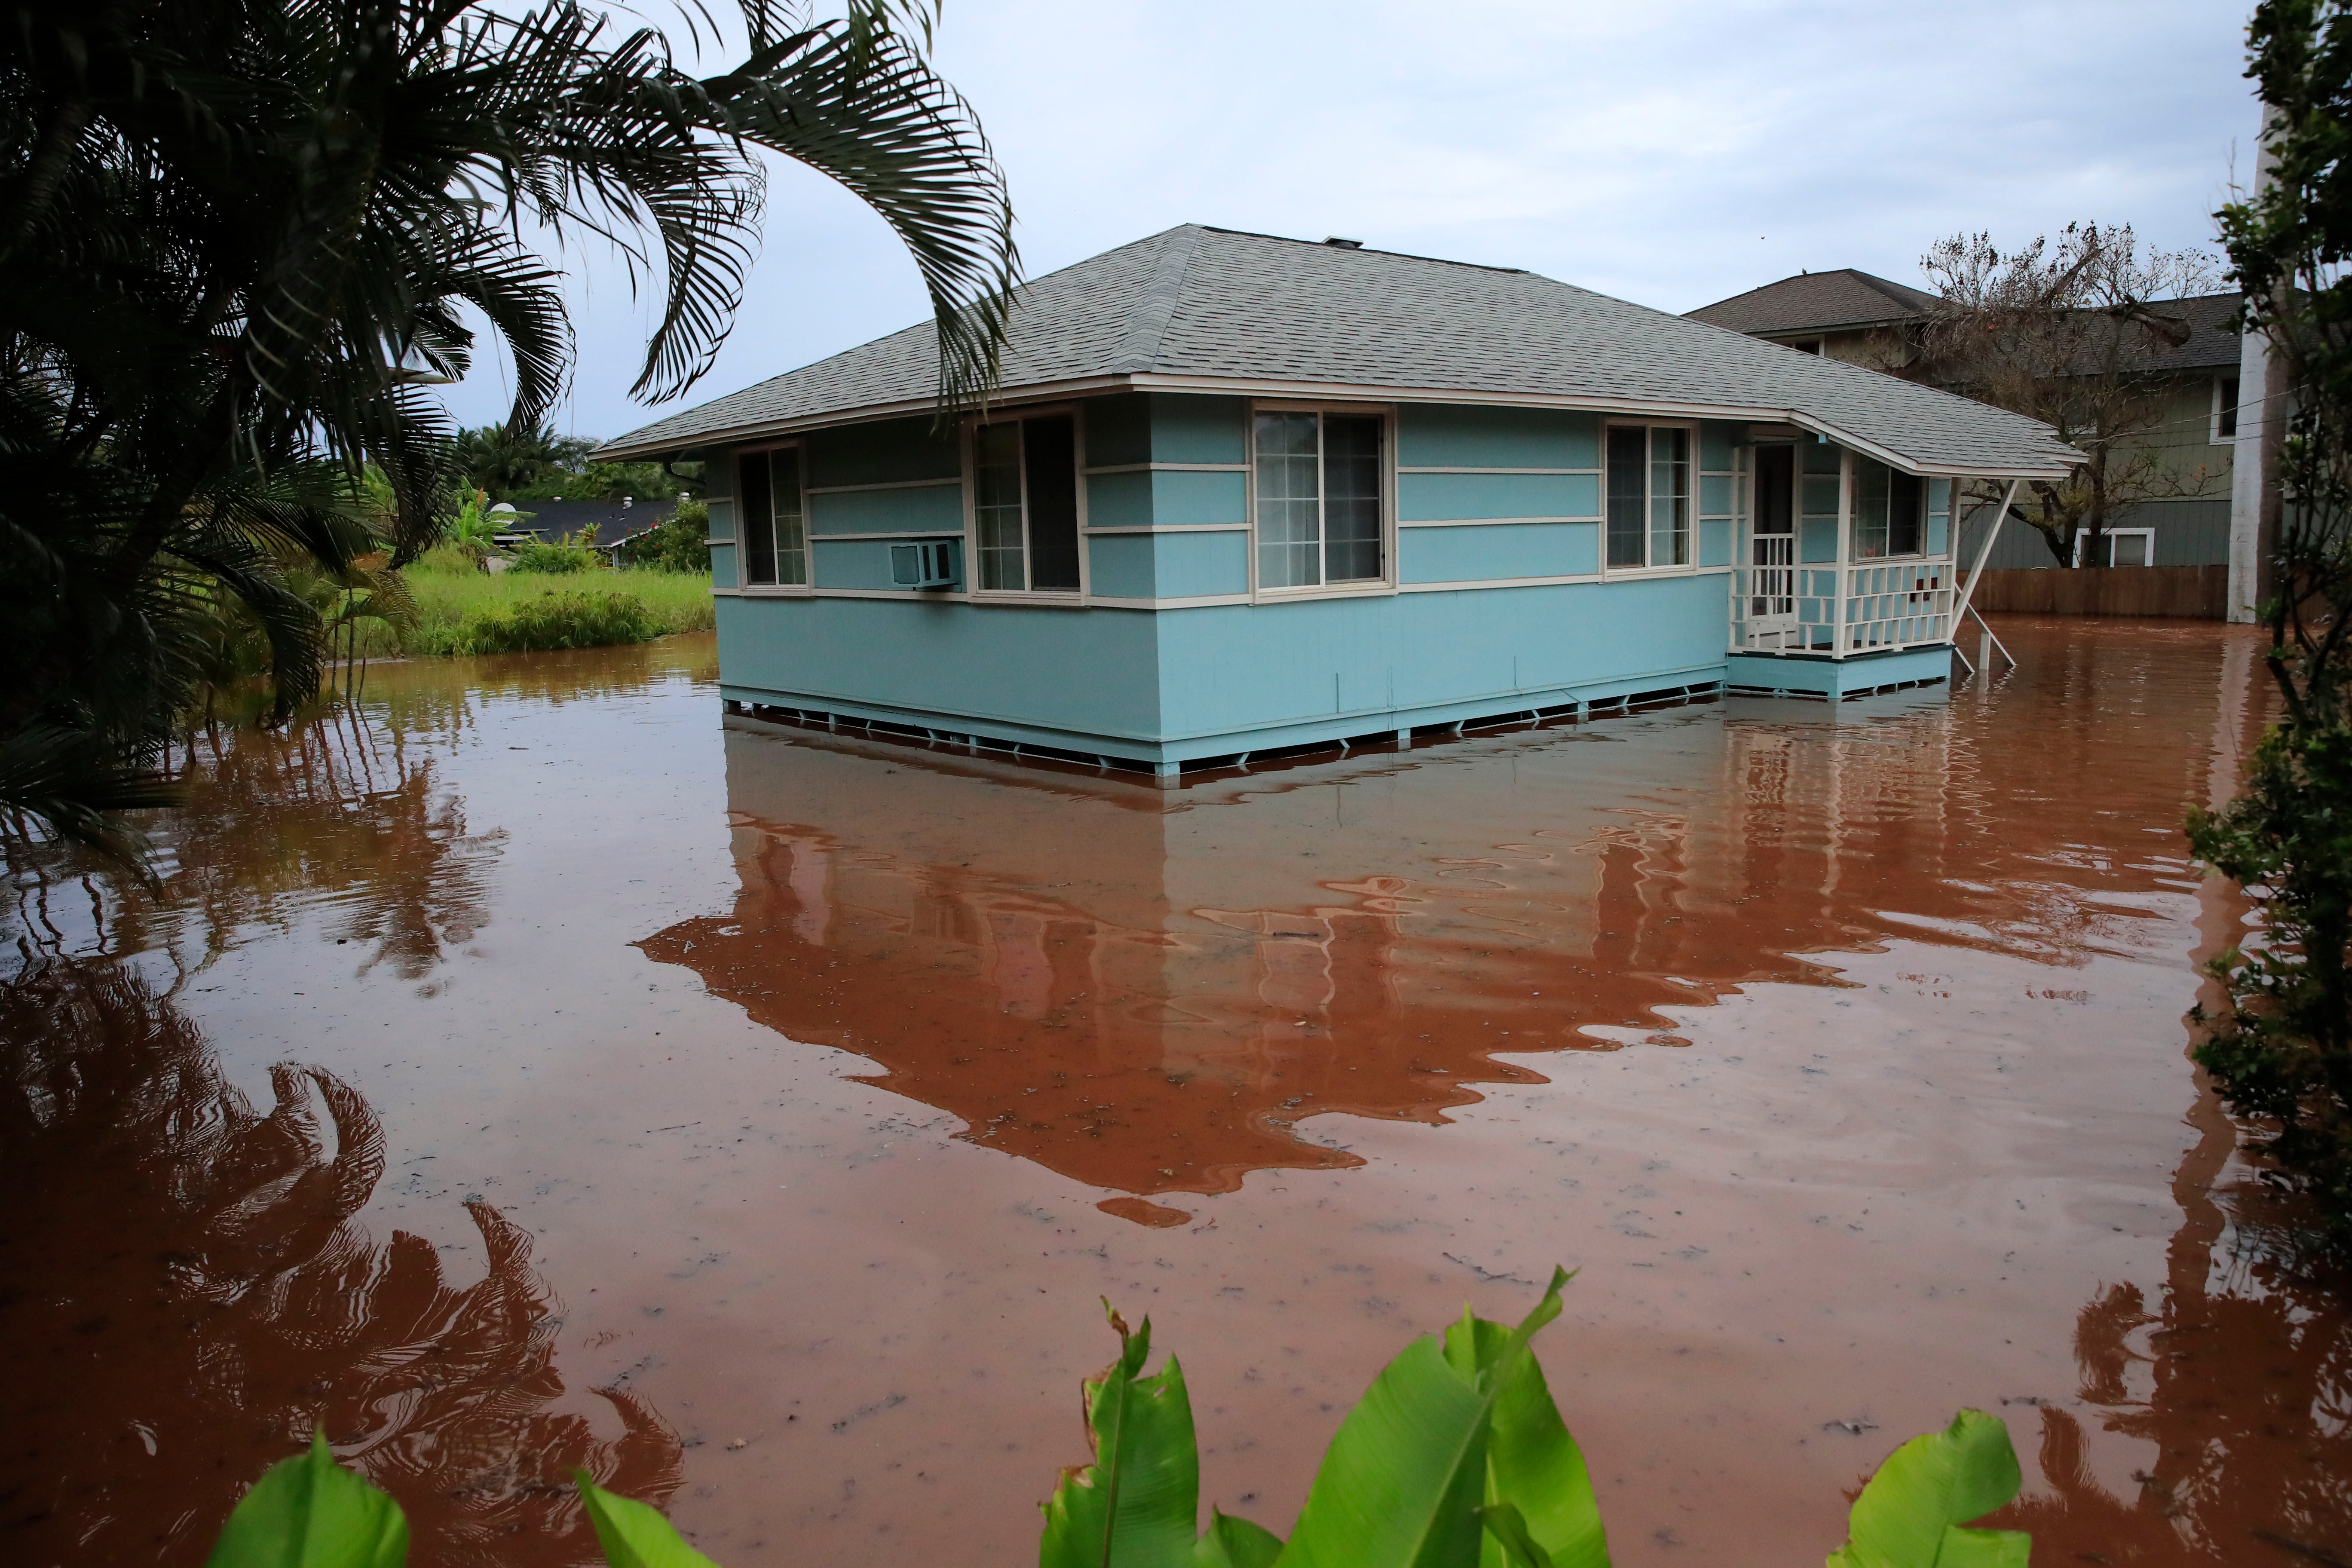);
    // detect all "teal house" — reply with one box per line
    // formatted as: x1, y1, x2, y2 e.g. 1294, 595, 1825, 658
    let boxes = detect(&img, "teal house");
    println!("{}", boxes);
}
601, 227, 2075, 777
